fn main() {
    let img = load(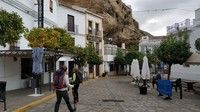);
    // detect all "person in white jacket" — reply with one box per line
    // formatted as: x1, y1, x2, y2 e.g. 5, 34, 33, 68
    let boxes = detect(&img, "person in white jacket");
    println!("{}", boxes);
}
54, 65, 74, 112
